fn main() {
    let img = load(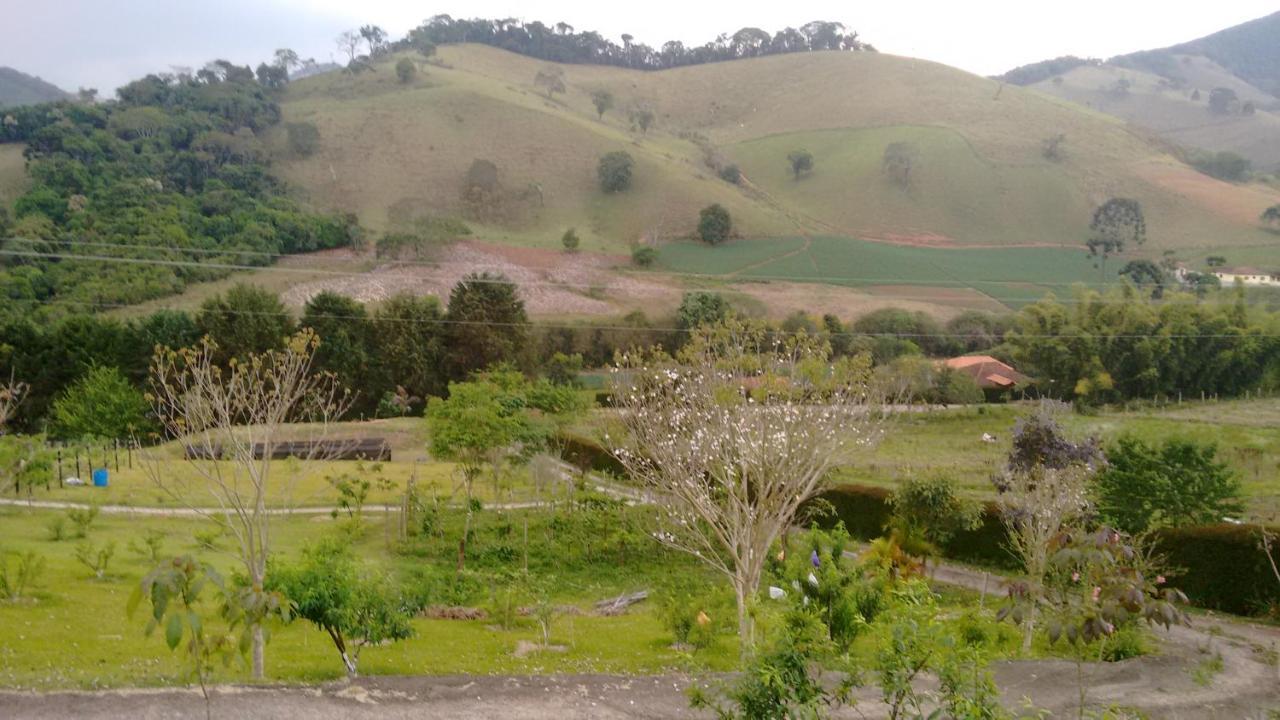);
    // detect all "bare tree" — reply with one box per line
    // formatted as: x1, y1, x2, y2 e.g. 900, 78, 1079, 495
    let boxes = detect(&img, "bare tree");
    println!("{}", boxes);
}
145, 330, 352, 679
336, 30, 362, 65
609, 319, 881, 654
0, 376, 26, 433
